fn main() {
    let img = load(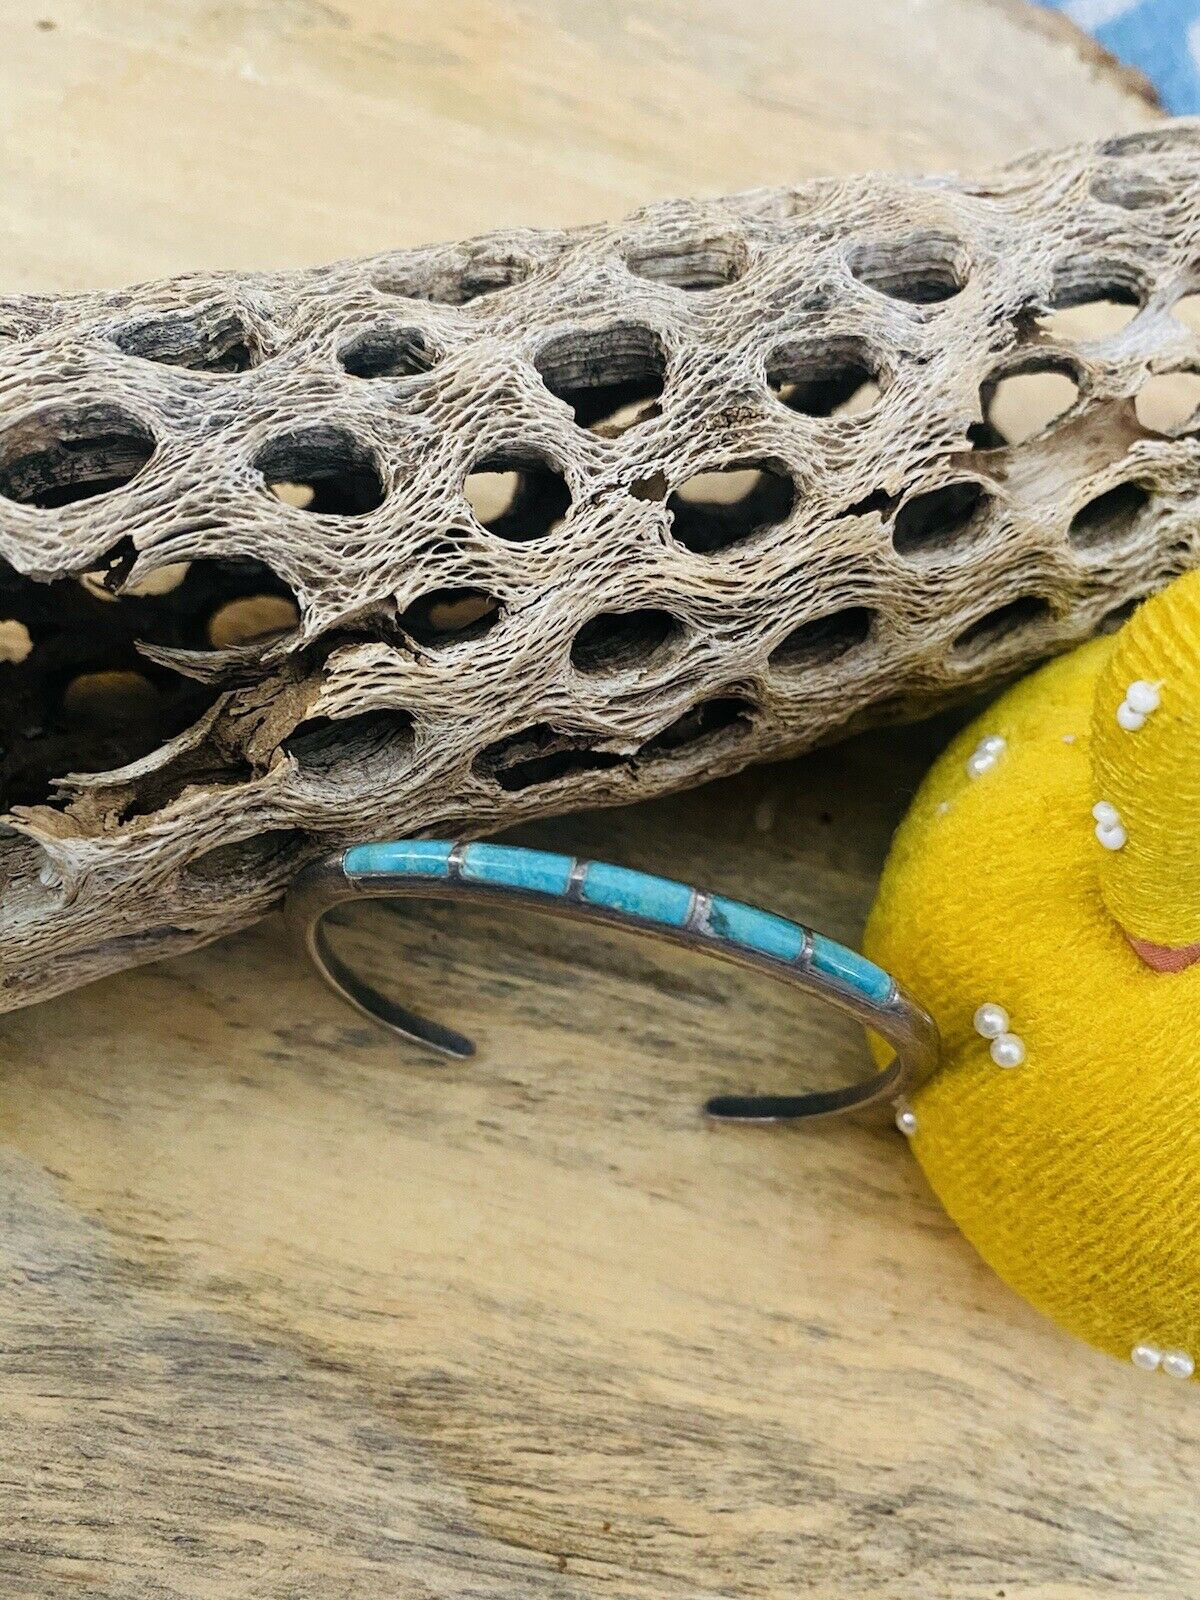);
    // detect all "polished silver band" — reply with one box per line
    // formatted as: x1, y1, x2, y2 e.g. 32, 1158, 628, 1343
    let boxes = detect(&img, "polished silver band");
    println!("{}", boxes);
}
284, 841, 939, 1124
